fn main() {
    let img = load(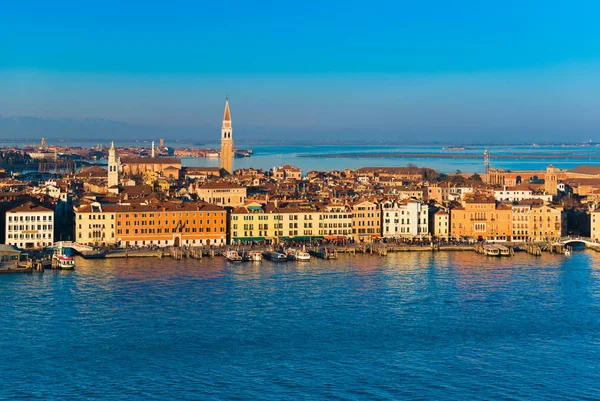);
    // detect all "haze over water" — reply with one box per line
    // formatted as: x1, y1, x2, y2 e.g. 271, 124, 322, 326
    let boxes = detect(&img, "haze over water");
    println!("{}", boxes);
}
2, 252, 600, 400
